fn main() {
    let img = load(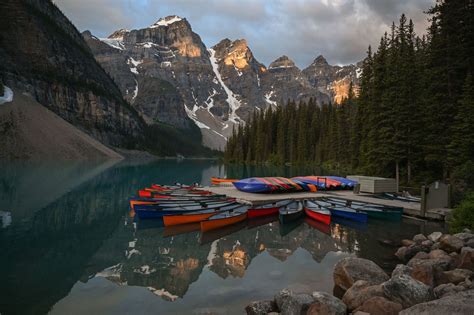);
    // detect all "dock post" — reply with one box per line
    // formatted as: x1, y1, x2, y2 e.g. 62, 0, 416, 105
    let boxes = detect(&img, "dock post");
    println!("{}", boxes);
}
420, 185, 428, 218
